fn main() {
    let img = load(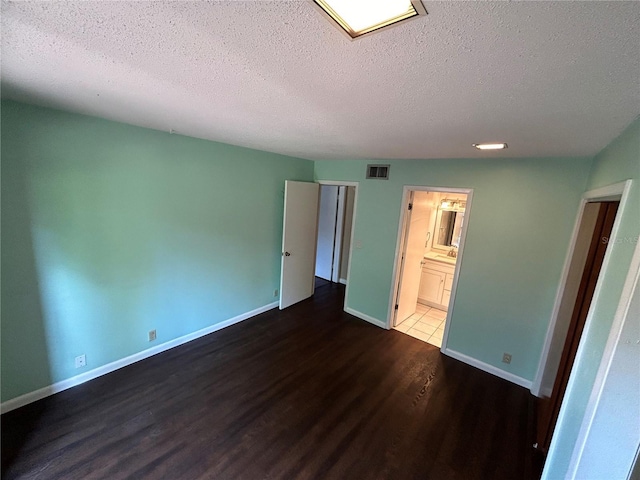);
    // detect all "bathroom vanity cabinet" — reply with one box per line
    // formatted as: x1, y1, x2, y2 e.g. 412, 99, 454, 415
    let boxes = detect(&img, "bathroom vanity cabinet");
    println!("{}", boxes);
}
418, 258, 455, 309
